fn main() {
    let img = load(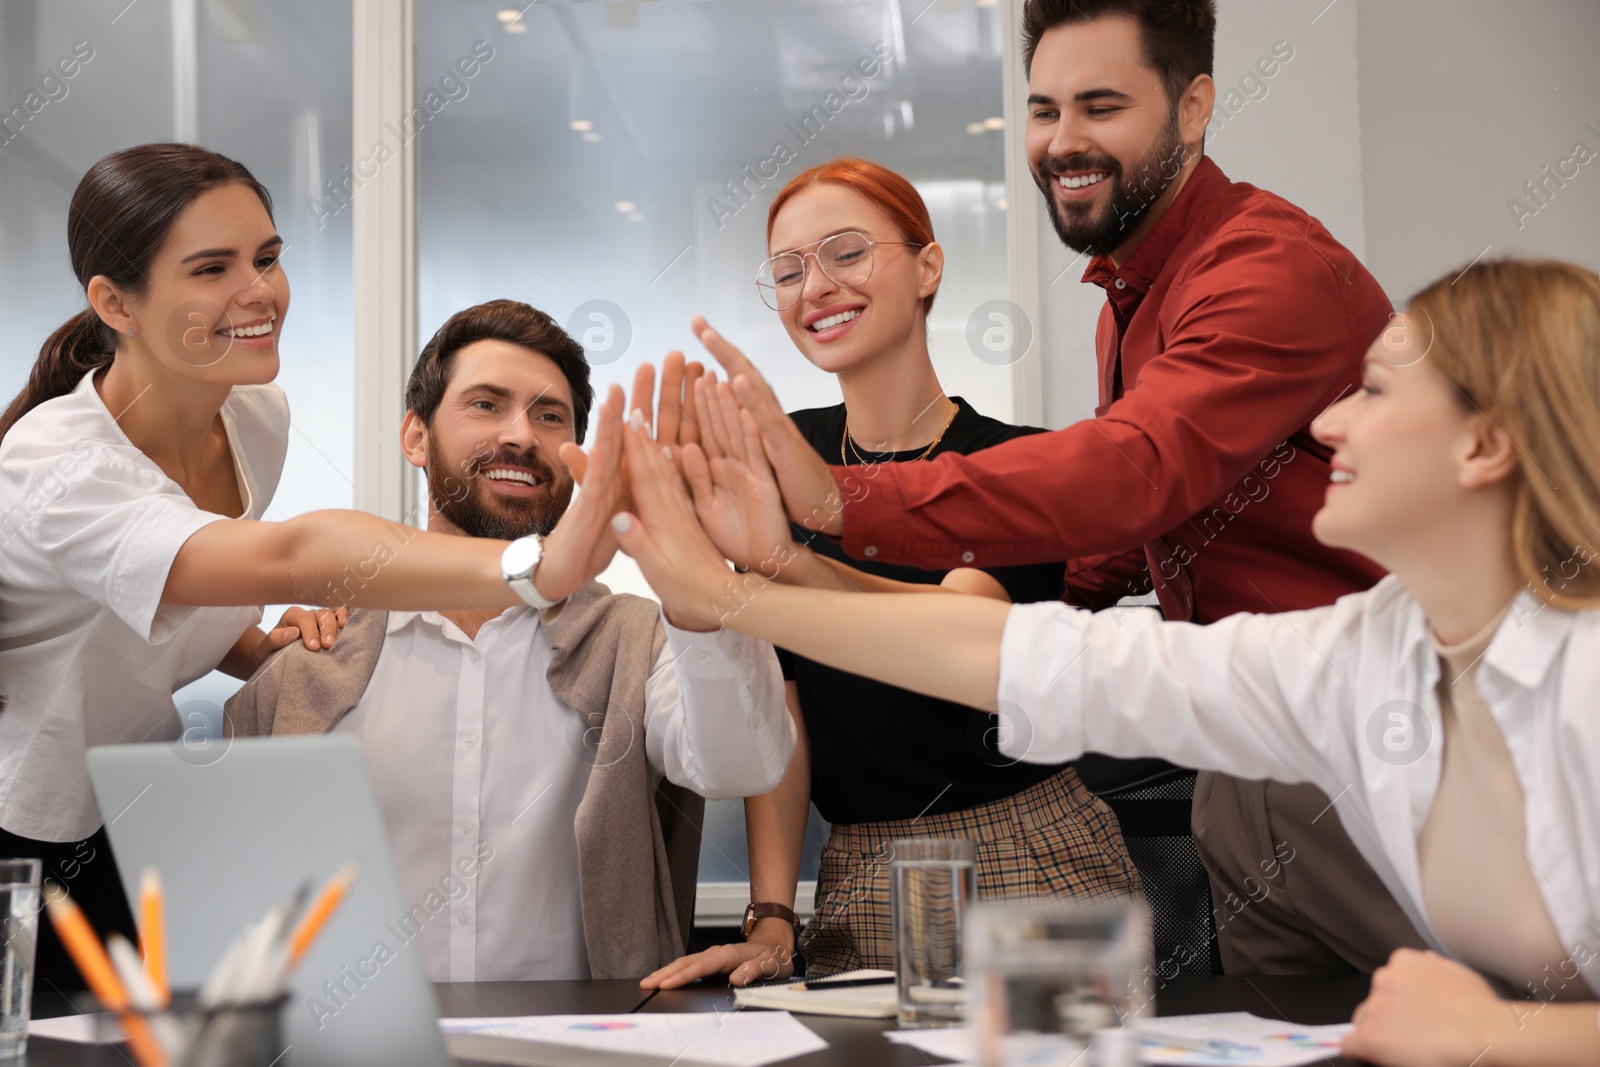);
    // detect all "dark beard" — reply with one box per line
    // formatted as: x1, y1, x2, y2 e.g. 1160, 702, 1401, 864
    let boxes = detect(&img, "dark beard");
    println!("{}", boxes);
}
427, 442, 573, 540
1033, 109, 1189, 257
